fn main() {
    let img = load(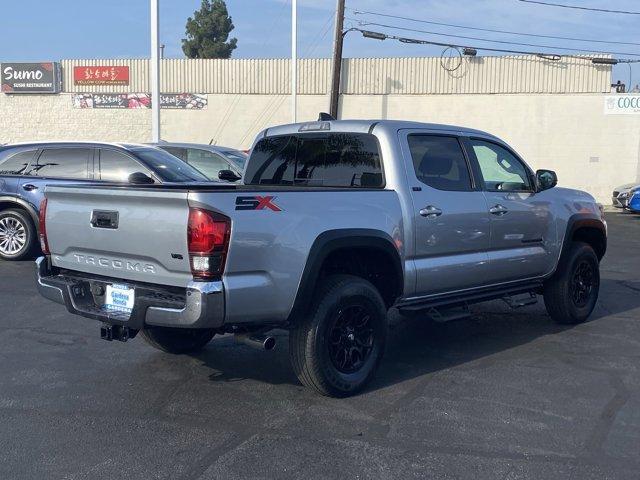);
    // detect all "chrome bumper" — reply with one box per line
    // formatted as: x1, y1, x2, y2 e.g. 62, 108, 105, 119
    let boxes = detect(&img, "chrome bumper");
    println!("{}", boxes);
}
35, 256, 225, 329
